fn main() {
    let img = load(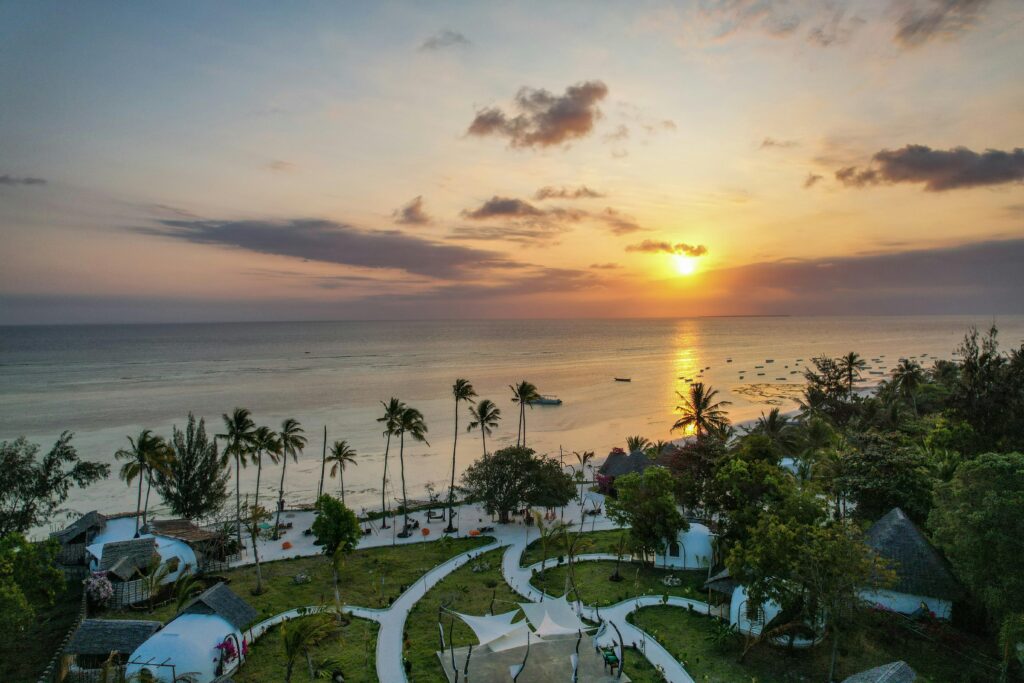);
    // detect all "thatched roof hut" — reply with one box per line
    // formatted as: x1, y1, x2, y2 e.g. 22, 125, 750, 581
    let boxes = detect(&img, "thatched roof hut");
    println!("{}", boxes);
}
97, 537, 158, 580
842, 660, 916, 683
66, 619, 162, 658
866, 508, 962, 602
180, 583, 258, 630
